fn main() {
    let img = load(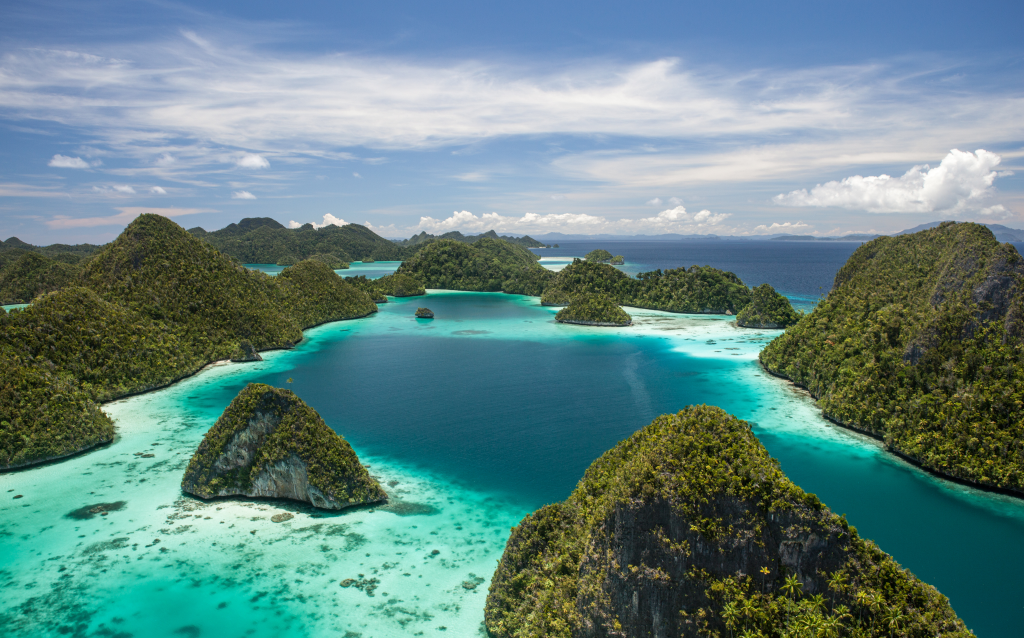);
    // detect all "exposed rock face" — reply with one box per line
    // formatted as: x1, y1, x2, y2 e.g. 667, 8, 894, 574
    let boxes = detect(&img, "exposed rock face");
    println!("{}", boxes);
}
415, 307, 434, 318
181, 384, 386, 509
229, 339, 263, 362
485, 406, 970, 638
